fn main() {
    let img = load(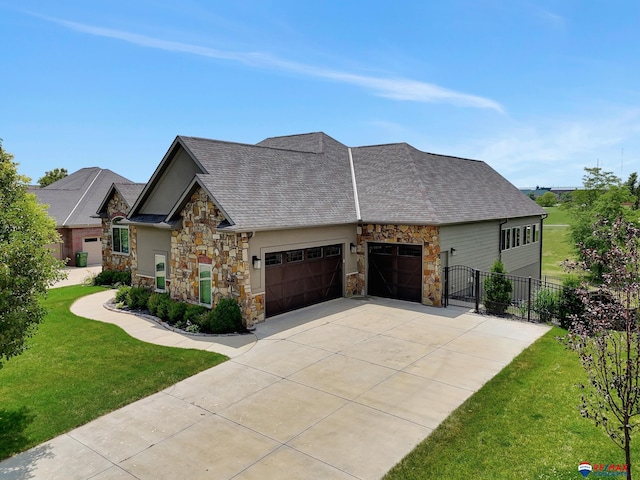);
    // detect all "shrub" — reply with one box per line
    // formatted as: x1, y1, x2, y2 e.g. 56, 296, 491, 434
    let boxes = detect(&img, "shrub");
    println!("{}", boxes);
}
169, 301, 188, 325
147, 293, 168, 317
557, 276, 584, 329
483, 260, 513, 315
155, 294, 172, 321
126, 287, 151, 310
205, 297, 243, 334
532, 288, 559, 323
115, 285, 131, 304
94, 270, 131, 286
184, 304, 208, 325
